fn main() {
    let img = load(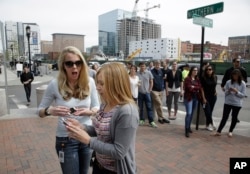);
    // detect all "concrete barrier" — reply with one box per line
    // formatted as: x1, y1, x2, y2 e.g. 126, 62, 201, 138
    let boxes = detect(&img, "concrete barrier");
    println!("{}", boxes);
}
0, 88, 8, 116
36, 85, 48, 107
